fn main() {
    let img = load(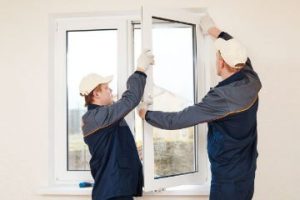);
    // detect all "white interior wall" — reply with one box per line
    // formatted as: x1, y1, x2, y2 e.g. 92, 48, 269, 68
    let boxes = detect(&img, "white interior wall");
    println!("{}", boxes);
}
0, 0, 299, 200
